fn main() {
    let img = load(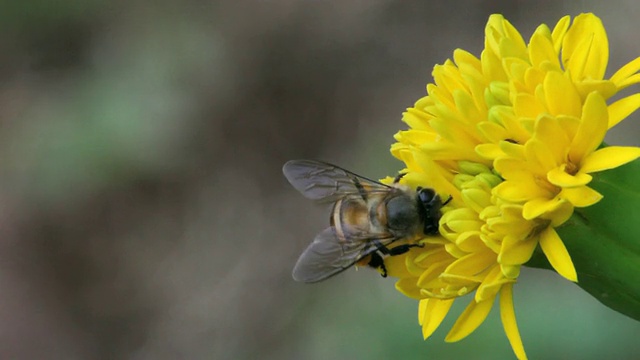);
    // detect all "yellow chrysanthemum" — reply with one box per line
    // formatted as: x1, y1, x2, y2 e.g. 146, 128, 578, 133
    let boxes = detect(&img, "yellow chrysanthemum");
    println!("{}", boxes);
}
387, 13, 640, 359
